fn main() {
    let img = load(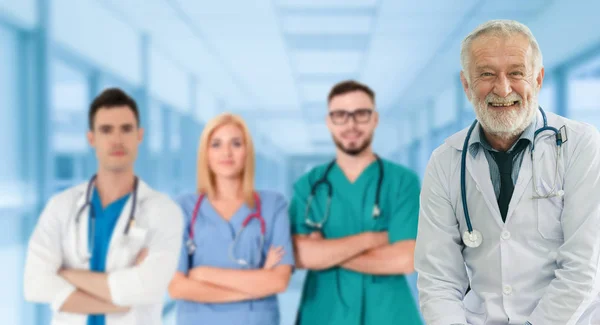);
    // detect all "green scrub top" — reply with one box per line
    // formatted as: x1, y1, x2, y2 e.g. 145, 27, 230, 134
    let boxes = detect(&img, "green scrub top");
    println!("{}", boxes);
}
289, 158, 423, 325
